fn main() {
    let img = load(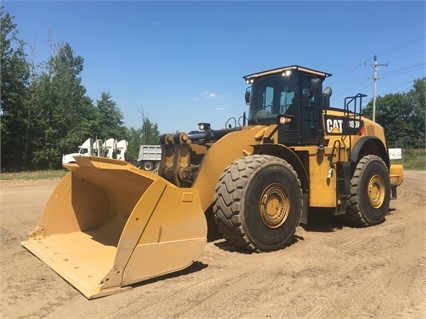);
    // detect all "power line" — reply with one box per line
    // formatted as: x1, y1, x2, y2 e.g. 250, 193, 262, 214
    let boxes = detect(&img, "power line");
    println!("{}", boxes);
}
382, 80, 415, 95
328, 60, 368, 87
376, 35, 425, 57
327, 35, 424, 109
385, 49, 424, 64
332, 35, 424, 89
382, 62, 426, 77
